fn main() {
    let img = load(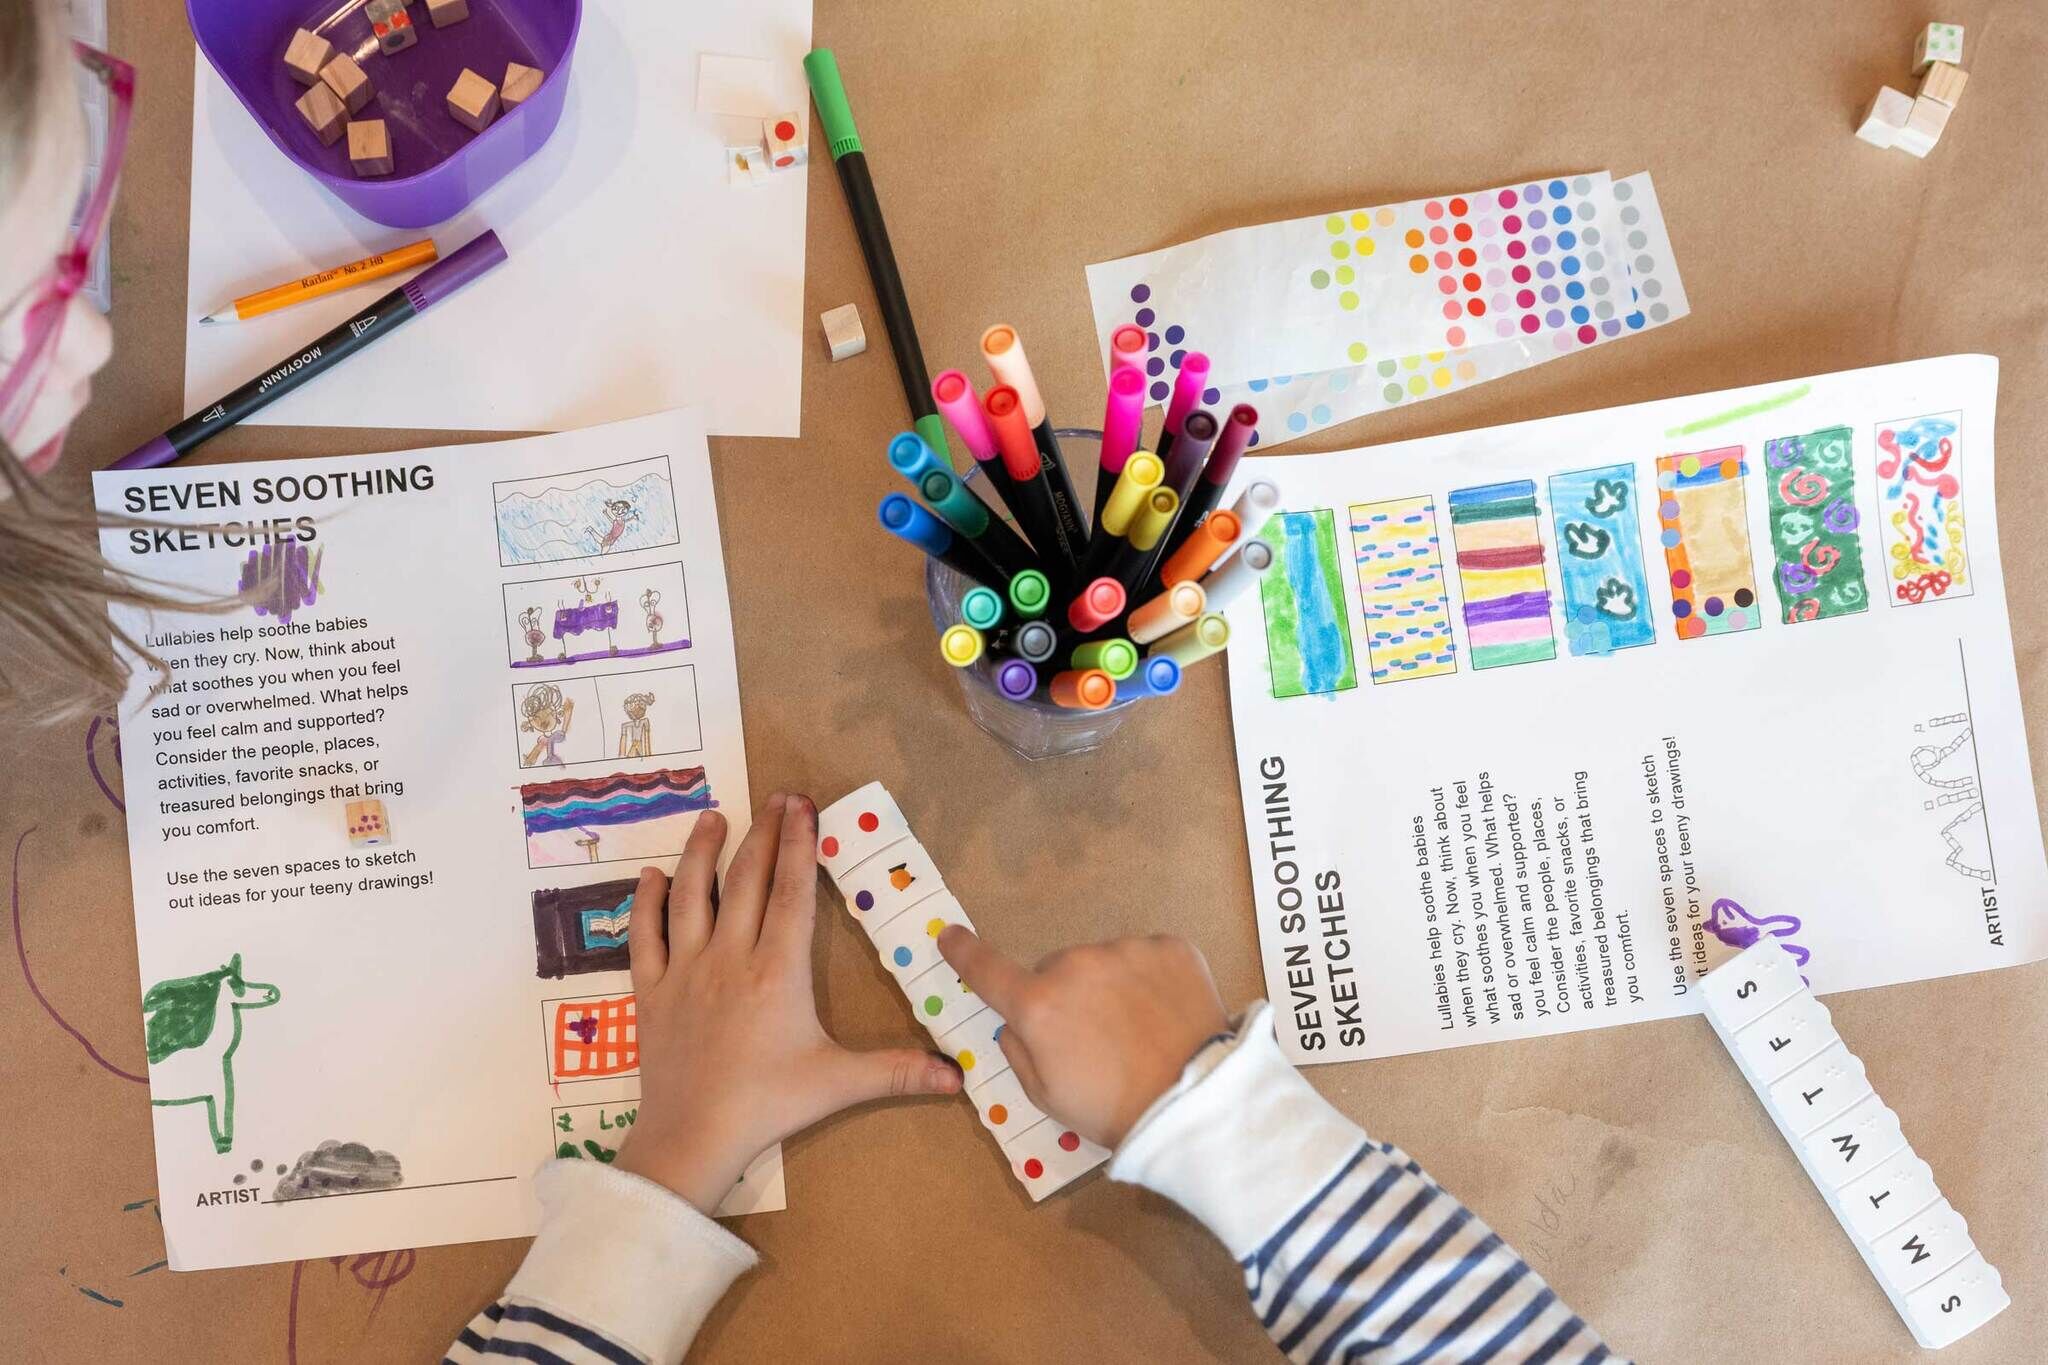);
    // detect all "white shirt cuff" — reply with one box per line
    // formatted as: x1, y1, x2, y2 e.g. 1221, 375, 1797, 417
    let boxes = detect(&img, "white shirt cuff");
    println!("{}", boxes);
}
1108, 1001, 1365, 1260
505, 1159, 759, 1364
